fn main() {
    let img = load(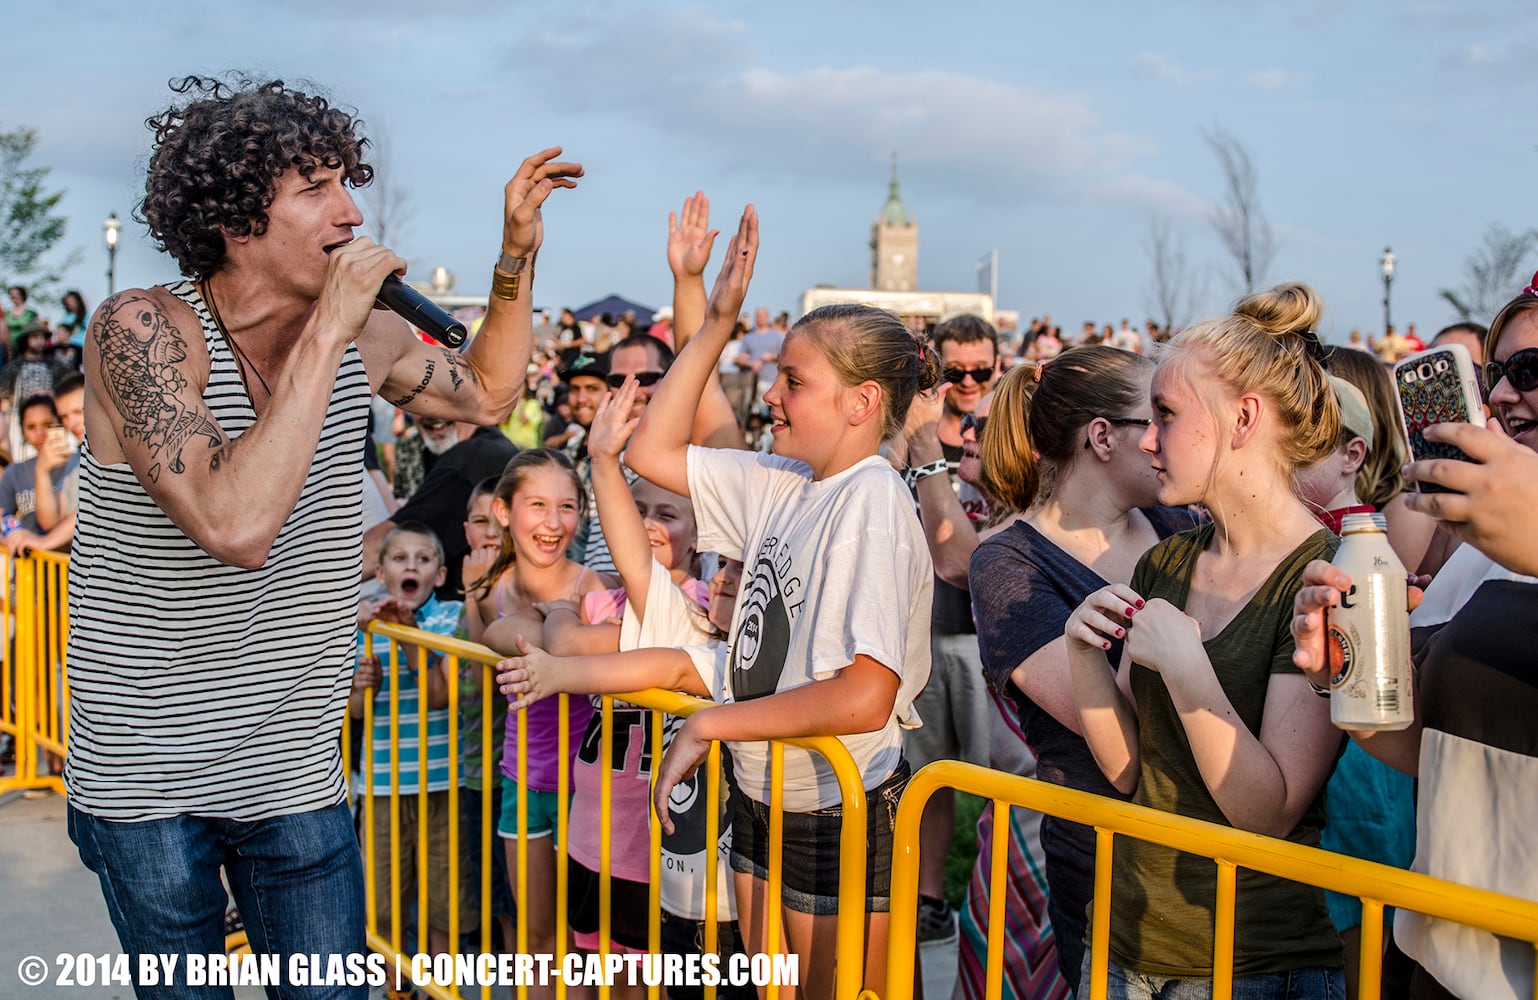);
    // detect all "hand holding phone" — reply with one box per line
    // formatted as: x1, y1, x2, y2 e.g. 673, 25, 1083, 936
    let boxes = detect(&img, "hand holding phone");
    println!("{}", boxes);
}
1394, 343, 1485, 493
